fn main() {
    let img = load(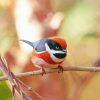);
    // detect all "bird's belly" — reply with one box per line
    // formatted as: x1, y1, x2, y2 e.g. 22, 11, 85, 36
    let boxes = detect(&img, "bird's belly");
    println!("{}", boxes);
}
32, 57, 58, 68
